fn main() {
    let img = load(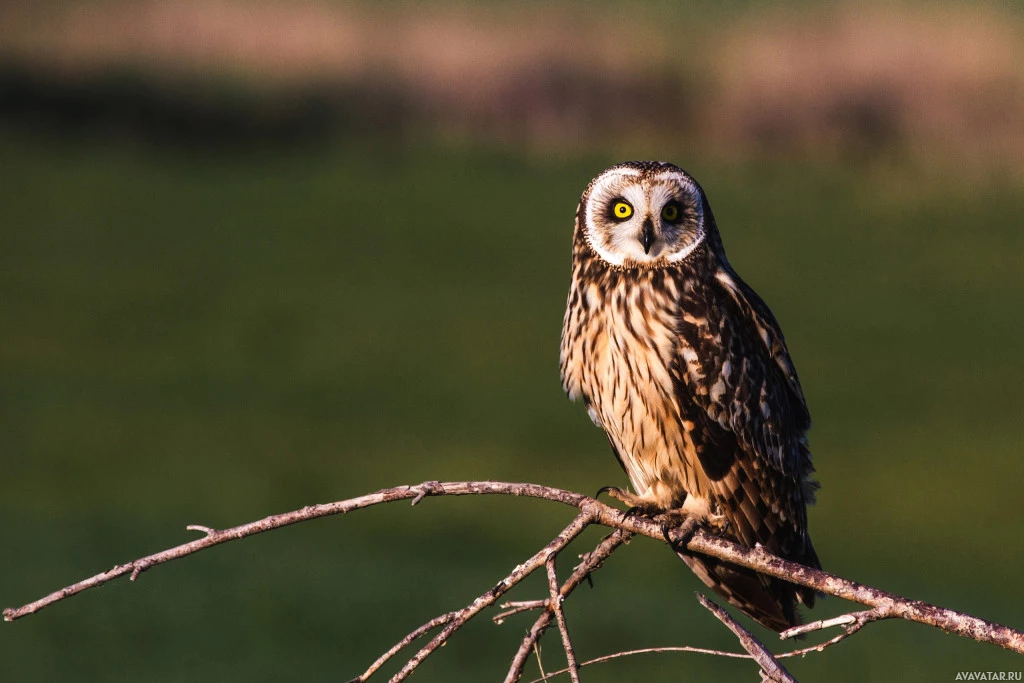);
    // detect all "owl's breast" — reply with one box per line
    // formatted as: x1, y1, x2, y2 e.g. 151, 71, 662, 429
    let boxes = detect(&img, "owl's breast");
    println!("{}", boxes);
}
562, 271, 706, 508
